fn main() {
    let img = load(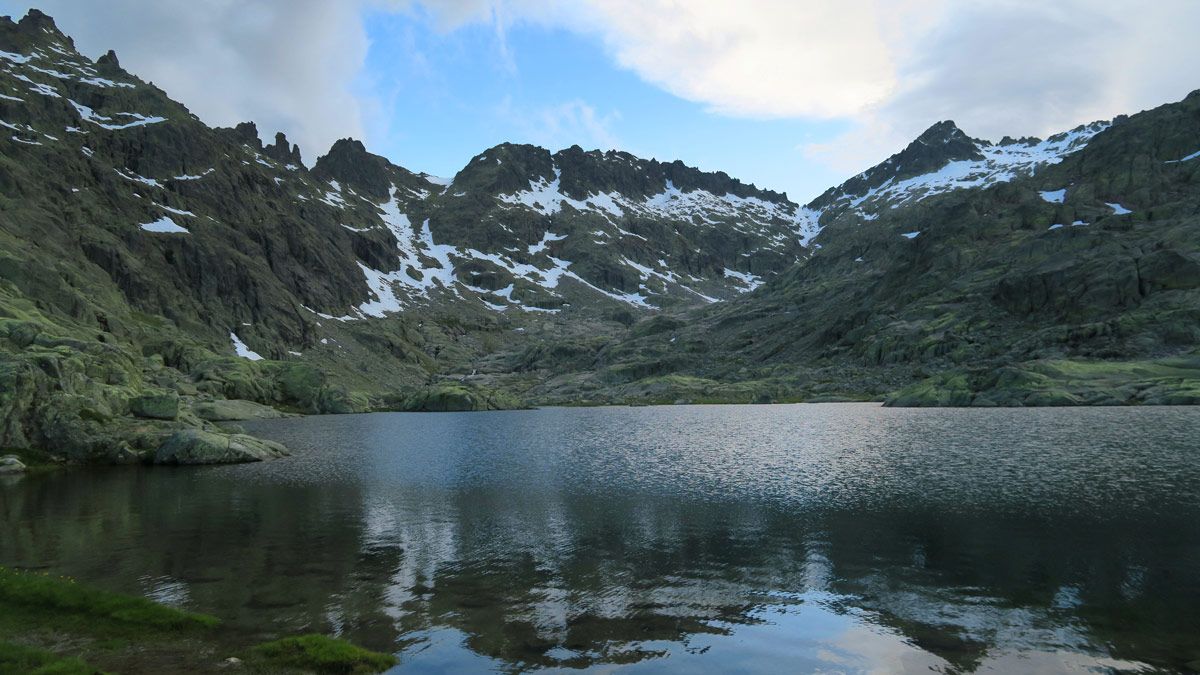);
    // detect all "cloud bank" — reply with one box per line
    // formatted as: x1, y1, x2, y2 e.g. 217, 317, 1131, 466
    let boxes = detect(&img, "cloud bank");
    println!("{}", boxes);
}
9, 0, 371, 163
6, 0, 1199, 180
